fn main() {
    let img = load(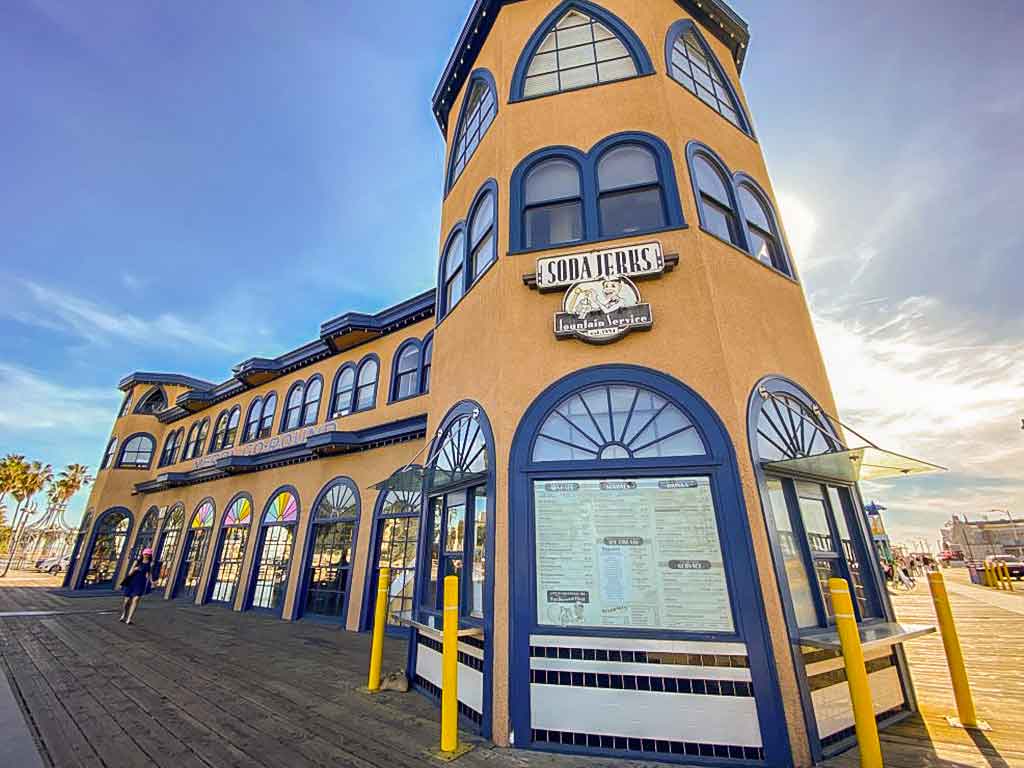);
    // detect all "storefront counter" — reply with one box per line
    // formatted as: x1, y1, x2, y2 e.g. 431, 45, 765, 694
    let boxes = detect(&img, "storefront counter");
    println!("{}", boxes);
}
800, 622, 935, 652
